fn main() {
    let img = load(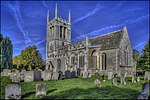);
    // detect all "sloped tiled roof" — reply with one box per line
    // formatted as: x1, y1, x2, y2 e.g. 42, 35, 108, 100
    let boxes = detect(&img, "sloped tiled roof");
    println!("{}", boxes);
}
90, 30, 124, 50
